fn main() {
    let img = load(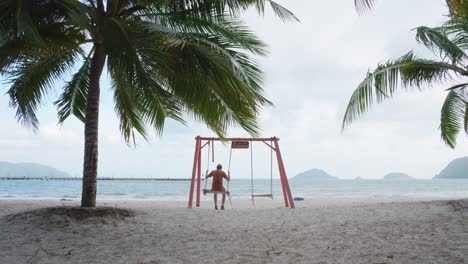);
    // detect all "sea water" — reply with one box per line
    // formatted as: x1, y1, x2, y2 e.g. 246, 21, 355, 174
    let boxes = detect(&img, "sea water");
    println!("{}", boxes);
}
1, 178, 468, 200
